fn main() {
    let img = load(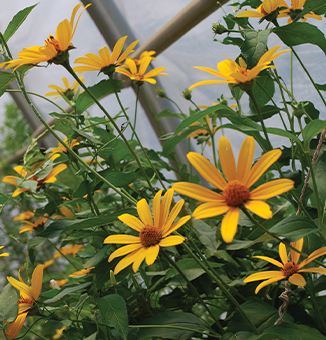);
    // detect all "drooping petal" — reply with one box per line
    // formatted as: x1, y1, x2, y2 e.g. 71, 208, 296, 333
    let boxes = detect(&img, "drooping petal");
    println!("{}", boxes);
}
192, 202, 229, 219
279, 243, 289, 265
237, 136, 255, 183
7, 276, 32, 299
243, 270, 284, 283
253, 255, 283, 268
13, 165, 27, 177
189, 79, 231, 90
249, 179, 294, 200
113, 248, 143, 274
220, 207, 239, 243
245, 149, 281, 188
218, 136, 236, 182
172, 182, 225, 202
137, 199, 153, 226
45, 164, 67, 182
152, 190, 162, 228
12, 187, 30, 197
288, 273, 306, 287
145, 245, 160, 265
243, 200, 272, 219
298, 267, 326, 275
159, 235, 185, 247
104, 235, 141, 244
118, 214, 144, 232
254, 275, 284, 294
291, 238, 303, 264
6, 312, 28, 339
298, 246, 326, 269
2, 176, 20, 185
31, 264, 44, 300
132, 247, 148, 272
108, 243, 143, 262
187, 152, 227, 190
236, 10, 264, 18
